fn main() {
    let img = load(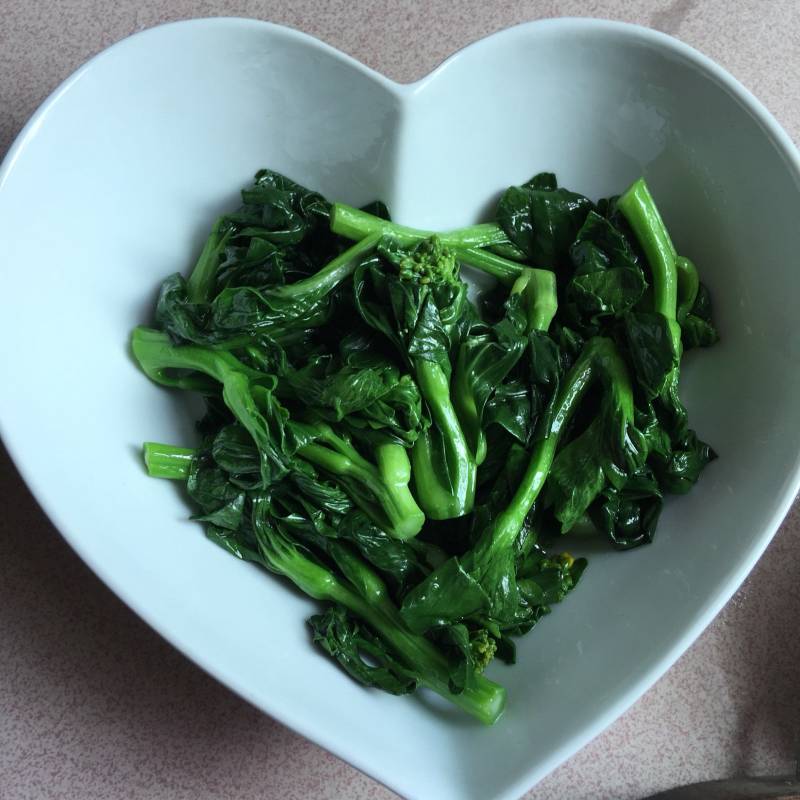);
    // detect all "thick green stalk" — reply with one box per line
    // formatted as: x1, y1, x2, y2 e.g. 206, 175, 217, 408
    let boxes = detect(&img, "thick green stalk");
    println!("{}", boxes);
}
462, 268, 564, 552
617, 178, 678, 323
132, 330, 424, 538
452, 345, 487, 467
186, 217, 233, 304
354, 591, 506, 725
451, 268, 557, 468
375, 441, 411, 486
258, 528, 506, 724
133, 327, 289, 472
473, 337, 633, 563
618, 178, 686, 410
511, 268, 558, 333
271, 232, 382, 298
374, 440, 425, 535
330, 204, 531, 287
675, 255, 699, 322
486, 437, 560, 555
142, 442, 194, 480
325, 544, 507, 724
457, 248, 524, 286
410, 428, 467, 519
131, 326, 257, 392
299, 428, 424, 540
330, 203, 508, 249
411, 358, 476, 519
